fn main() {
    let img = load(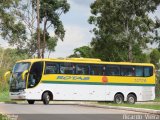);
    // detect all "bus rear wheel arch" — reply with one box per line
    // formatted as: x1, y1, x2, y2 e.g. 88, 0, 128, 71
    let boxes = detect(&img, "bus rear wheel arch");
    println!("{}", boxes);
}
42, 91, 53, 105
127, 93, 137, 104
114, 93, 124, 104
